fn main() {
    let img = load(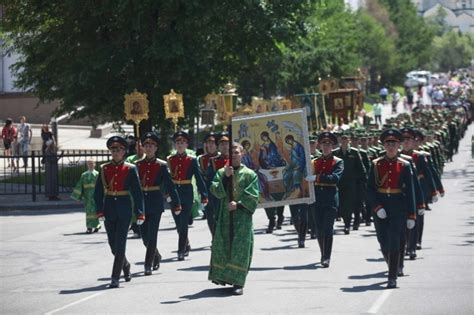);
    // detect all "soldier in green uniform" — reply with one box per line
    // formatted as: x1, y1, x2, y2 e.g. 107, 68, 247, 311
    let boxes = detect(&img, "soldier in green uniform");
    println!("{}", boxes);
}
94, 136, 144, 288
333, 132, 366, 233
209, 142, 259, 295
71, 159, 101, 233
